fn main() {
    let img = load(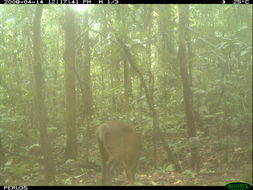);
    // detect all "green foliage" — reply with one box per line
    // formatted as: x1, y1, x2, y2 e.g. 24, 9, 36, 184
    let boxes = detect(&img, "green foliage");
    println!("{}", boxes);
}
182, 170, 196, 178
161, 164, 175, 172
10, 164, 28, 179
0, 4, 251, 185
